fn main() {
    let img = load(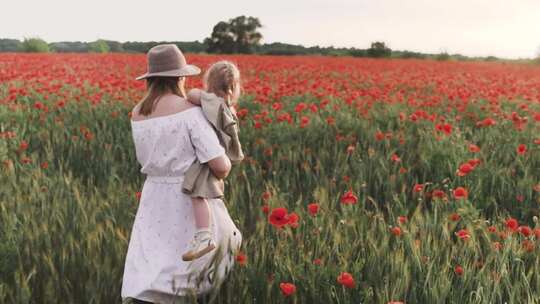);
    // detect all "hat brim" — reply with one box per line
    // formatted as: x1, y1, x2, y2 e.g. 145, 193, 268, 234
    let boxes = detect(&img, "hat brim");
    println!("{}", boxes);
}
135, 64, 201, 80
